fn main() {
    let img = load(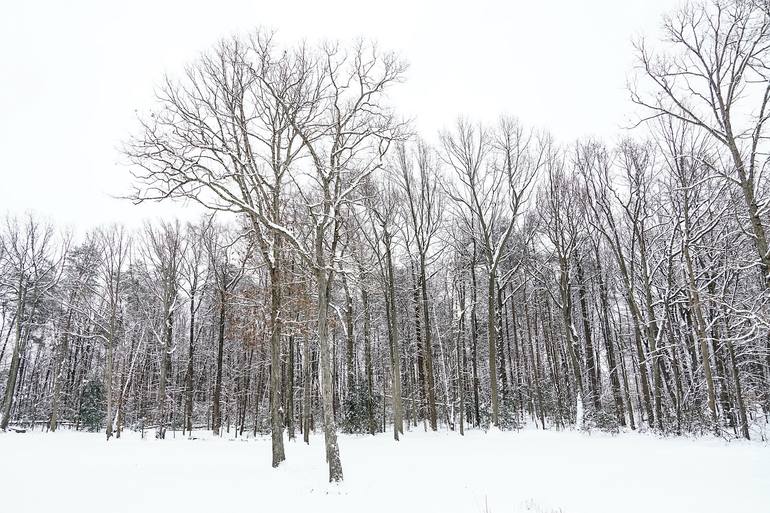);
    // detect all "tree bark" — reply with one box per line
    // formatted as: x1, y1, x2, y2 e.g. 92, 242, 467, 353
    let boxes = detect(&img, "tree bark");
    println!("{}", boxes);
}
212, 291, 226, 436
316, 270, 343, 482
269, 265, 286, 467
